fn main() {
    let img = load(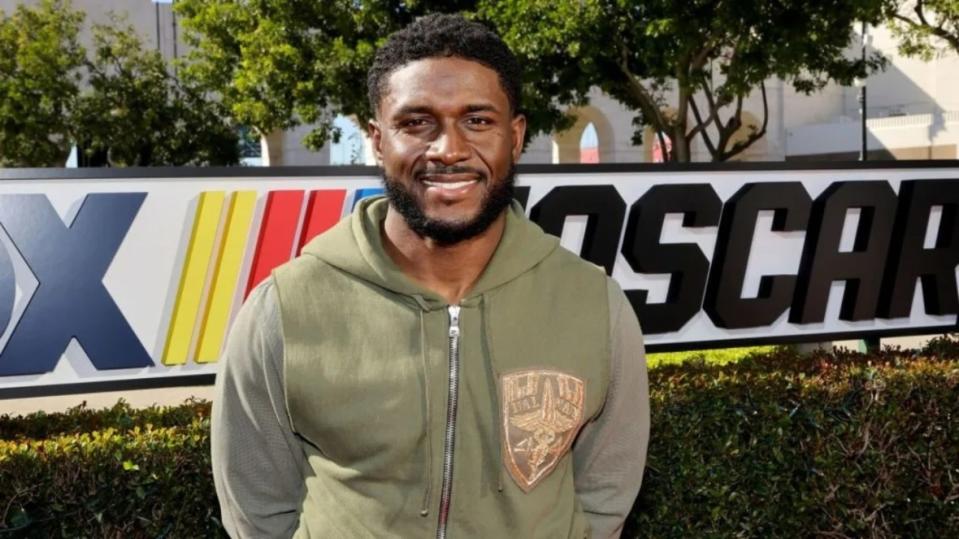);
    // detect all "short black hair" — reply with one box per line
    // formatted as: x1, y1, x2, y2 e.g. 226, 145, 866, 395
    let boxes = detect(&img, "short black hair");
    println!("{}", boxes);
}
367, 13, 522, 116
